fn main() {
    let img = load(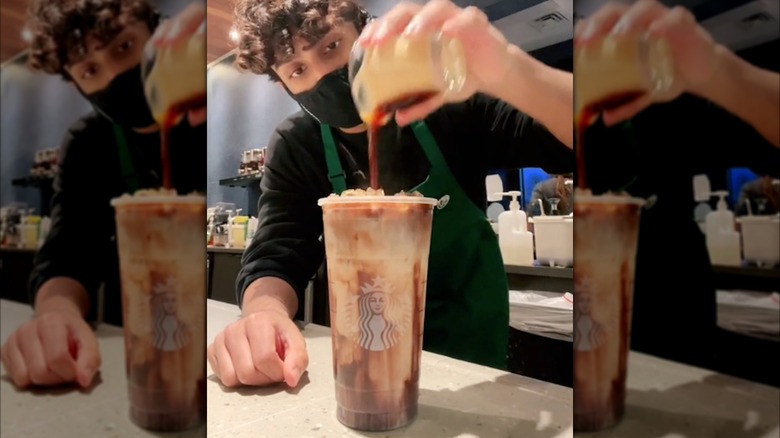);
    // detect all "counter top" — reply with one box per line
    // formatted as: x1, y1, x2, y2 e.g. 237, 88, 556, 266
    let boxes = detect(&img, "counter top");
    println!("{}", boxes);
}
208, 298, 779, 438
207, 299, 574, 437
0, 299, 205, 438
505, 264, 573, 279
712, 264, 780, 279
207, 246, 245, 254
0, 246, 36, 254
